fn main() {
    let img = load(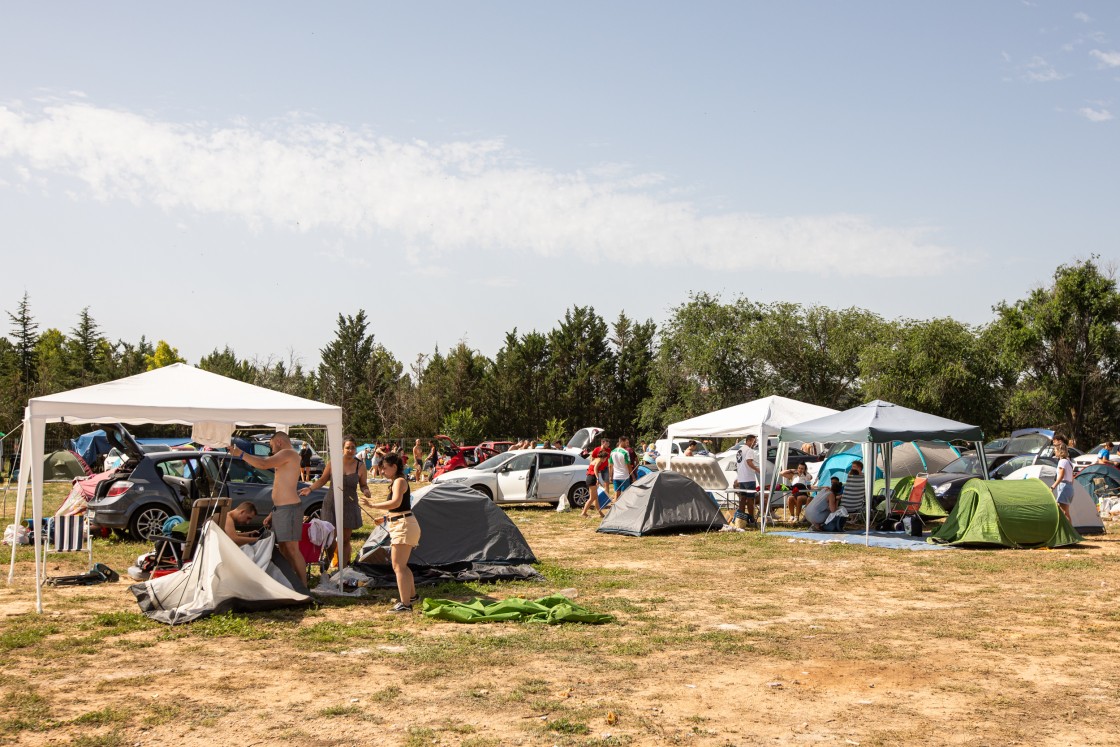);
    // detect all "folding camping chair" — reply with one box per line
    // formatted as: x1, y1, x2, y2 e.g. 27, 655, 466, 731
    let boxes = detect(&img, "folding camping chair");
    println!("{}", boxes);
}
839, 473, 867, 526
